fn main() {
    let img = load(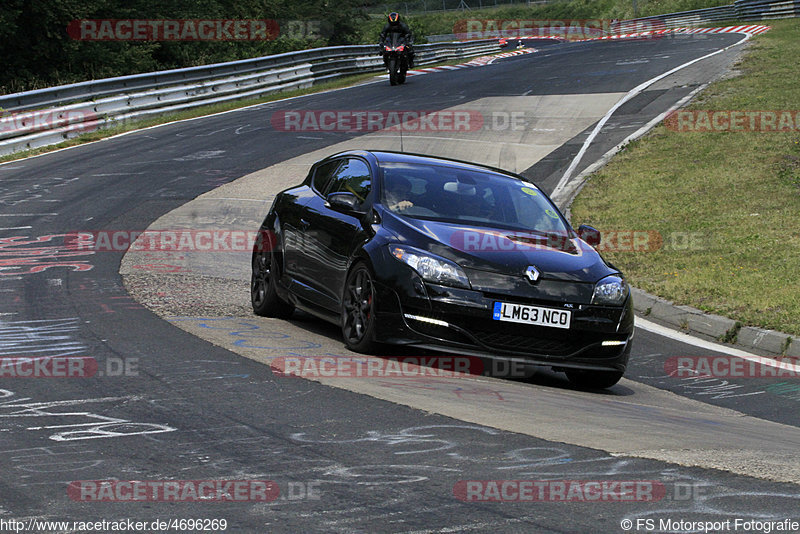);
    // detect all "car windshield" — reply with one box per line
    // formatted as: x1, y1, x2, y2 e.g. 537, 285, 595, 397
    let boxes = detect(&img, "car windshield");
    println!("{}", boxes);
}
379, 161, 569, 234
